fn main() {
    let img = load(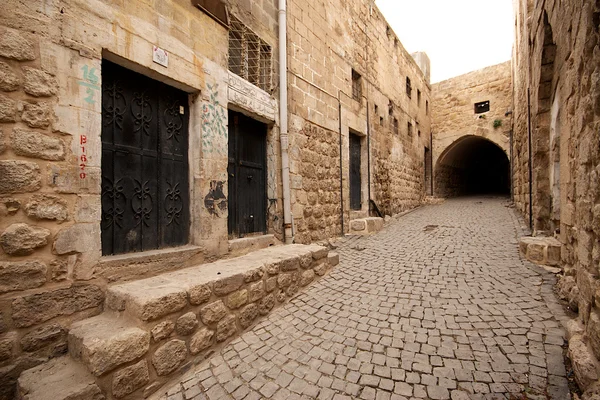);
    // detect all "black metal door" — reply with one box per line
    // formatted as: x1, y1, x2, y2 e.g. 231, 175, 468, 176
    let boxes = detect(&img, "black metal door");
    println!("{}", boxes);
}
101, 61, 189, 256
228, 110, 267, 237
349, 133, 362, 210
